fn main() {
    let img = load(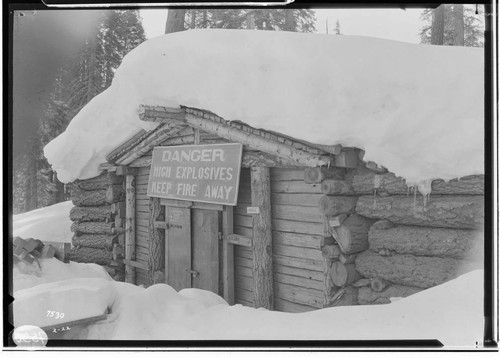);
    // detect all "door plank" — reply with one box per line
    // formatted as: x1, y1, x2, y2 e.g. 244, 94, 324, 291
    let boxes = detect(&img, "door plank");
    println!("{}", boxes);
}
166, 206, 191, 291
